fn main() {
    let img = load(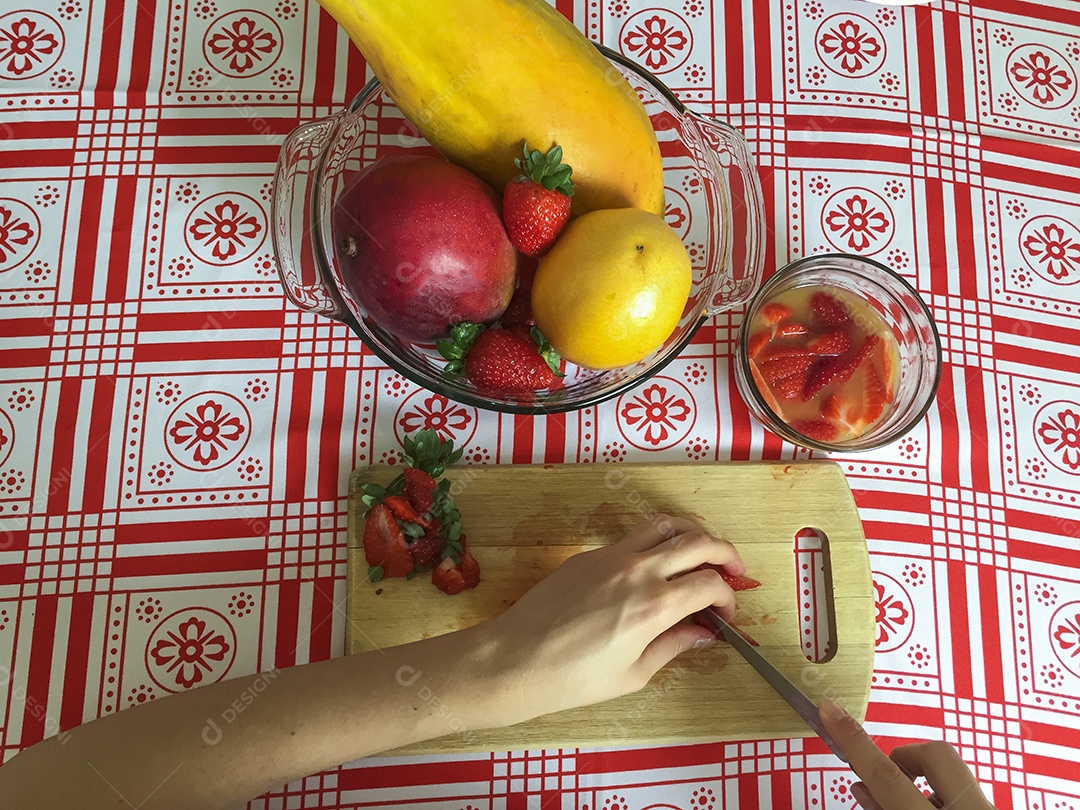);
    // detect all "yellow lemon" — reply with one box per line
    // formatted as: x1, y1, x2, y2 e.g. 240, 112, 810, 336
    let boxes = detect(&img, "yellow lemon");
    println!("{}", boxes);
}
531, 208, 692, 369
